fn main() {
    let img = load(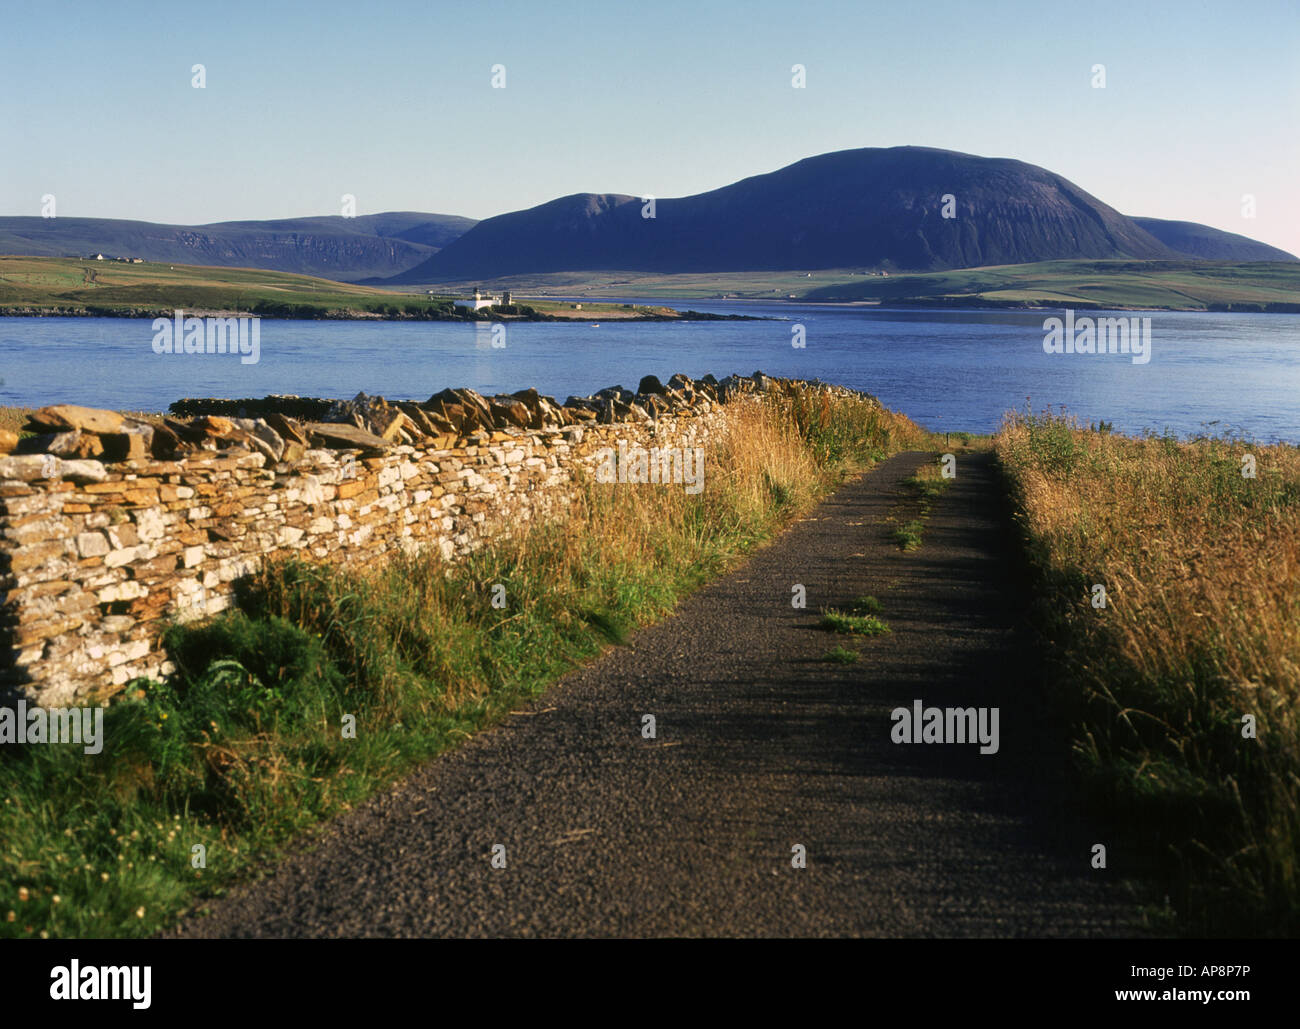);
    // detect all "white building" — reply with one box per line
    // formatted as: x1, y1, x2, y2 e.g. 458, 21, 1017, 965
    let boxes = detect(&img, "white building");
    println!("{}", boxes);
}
452, 286, 501, 311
